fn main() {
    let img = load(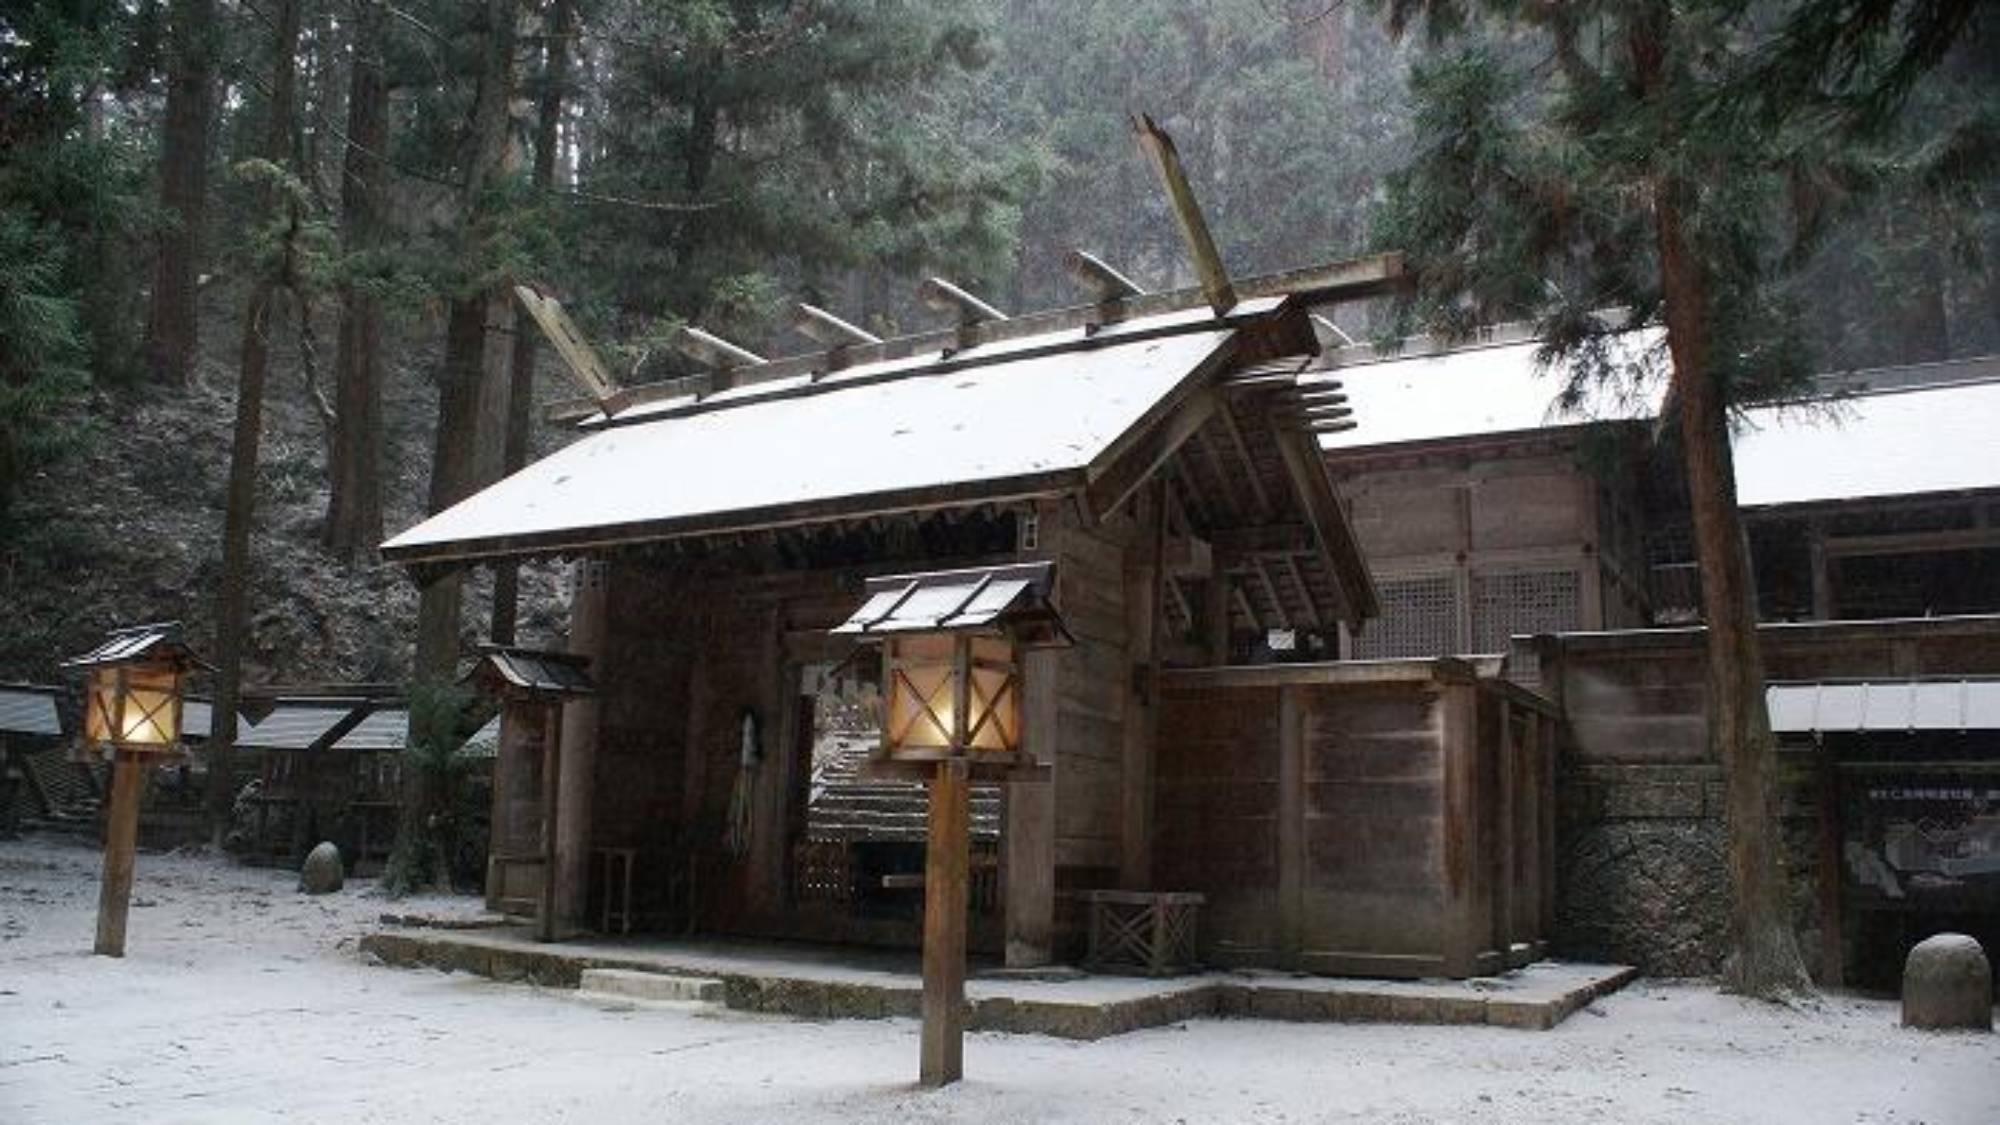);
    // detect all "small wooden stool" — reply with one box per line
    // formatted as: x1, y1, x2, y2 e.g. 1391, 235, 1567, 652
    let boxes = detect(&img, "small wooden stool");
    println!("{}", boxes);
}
595, 846, 638, 934
1080, 890, 1205, 976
